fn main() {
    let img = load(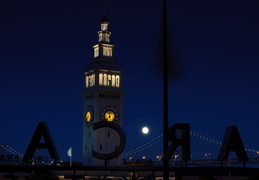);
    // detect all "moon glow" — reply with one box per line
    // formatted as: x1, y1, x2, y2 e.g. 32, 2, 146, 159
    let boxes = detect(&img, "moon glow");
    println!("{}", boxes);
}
142, 127, 149, 134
